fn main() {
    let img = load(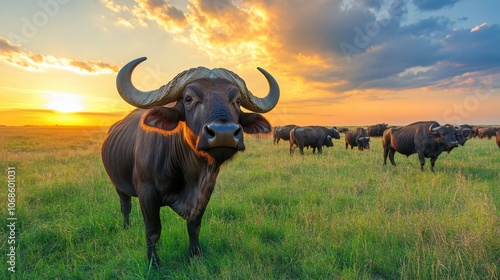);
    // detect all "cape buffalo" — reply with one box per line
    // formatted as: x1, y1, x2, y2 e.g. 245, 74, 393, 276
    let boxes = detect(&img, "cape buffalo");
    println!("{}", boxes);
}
337, 127, 349, 133
443, 124, 471, 153
273, 124, 296, 144
367, 123, 388, 137
382, 121, 458, 172
101, 57, 280, 267
478, 127, 500, 139
345, 128, 370, 151
310, 126, 340, 153
289, 126, 333, 155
